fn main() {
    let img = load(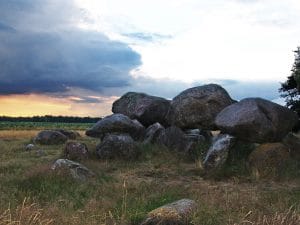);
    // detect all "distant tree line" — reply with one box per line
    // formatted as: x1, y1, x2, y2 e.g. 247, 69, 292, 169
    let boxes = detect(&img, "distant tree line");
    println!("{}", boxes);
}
0, 115, 101, 123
